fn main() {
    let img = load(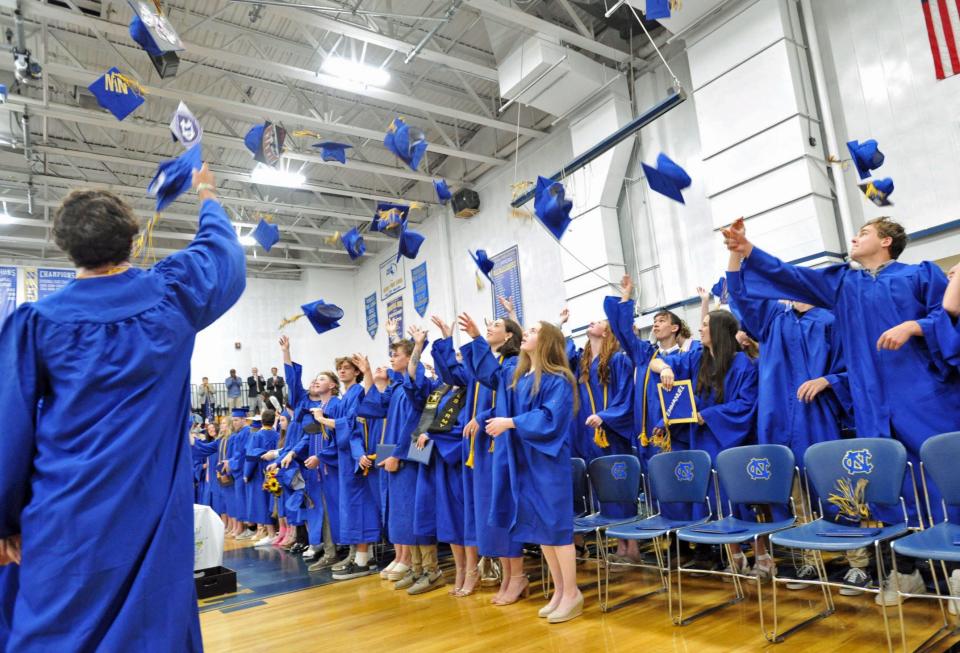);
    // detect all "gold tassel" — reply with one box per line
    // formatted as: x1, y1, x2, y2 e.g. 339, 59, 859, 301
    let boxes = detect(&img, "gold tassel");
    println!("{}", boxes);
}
827, 478, 871, 523
278, 314, 305, 330
465, 434, 476, 469
132, 212, 160, 263
113, 72, 148, 97
475, 271, 485, 291
292, 129, 322, 139
593, 428, 609, 449
324, 231, 342, 247
638, 430, 649, 447
408, 201, 424, 210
